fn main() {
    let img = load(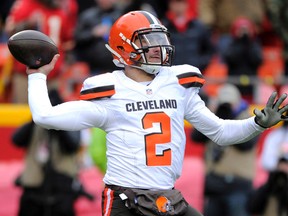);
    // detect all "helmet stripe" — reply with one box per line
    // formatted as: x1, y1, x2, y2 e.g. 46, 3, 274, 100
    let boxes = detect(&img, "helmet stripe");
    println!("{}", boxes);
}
139, 11, 161, 25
